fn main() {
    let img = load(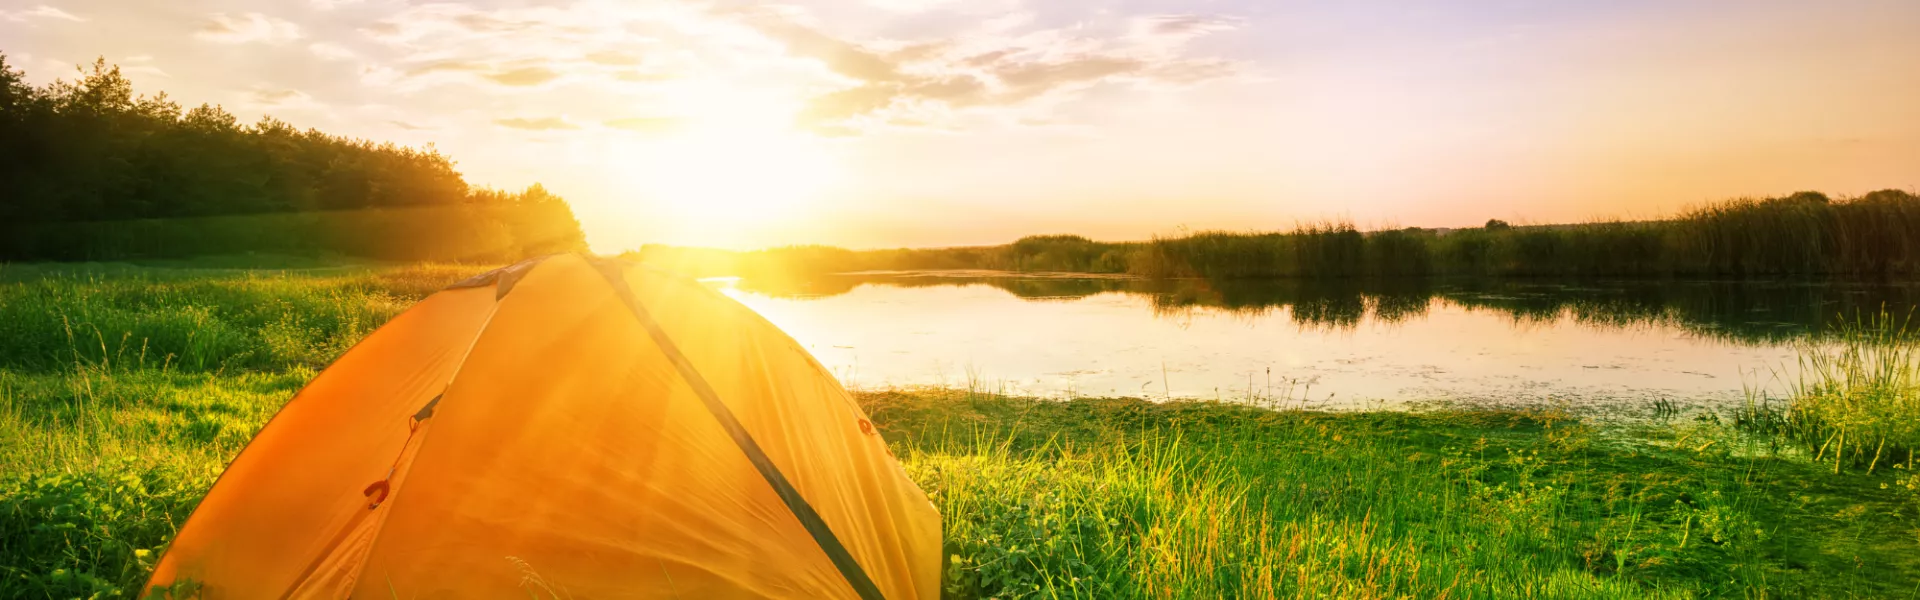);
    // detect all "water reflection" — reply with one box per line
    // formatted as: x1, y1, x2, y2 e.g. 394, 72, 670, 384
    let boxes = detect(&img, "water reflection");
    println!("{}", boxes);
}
710, 272, 1920, 411
733, 272, 1920, 346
